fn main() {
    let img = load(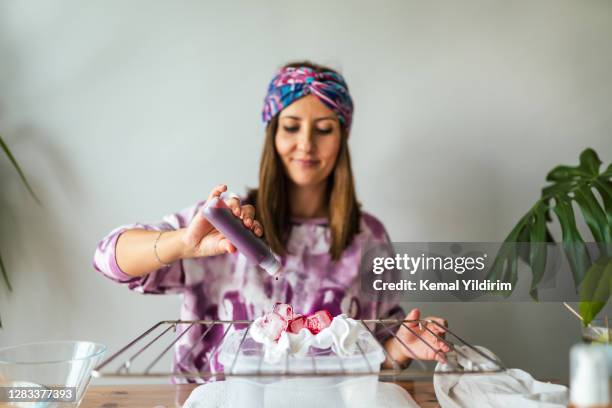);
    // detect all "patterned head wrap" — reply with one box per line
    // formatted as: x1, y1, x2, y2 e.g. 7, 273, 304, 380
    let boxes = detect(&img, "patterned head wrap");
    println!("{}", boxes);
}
262, 66, 354, 131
